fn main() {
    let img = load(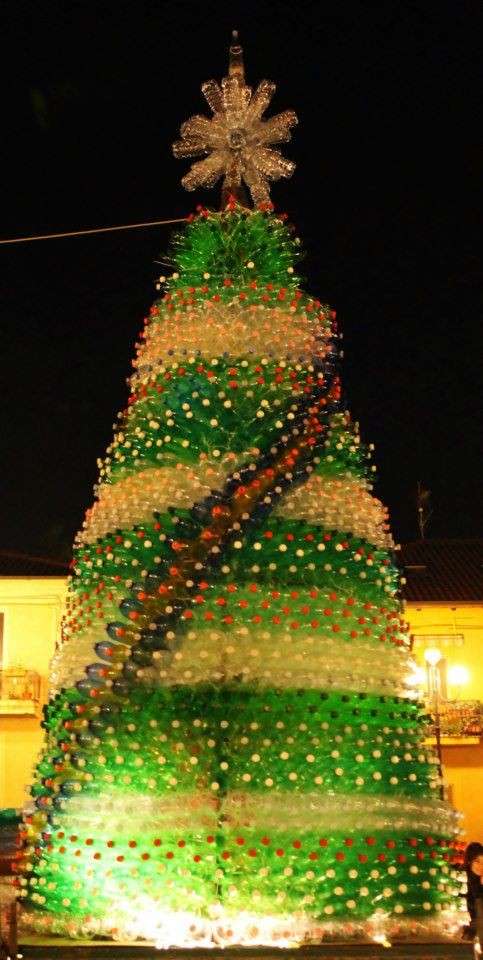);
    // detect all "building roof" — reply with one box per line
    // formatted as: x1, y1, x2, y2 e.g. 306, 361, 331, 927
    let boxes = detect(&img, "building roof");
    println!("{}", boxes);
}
0, 542, 481, 598
400, 539, 483, 603
0, 550, 69, 577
